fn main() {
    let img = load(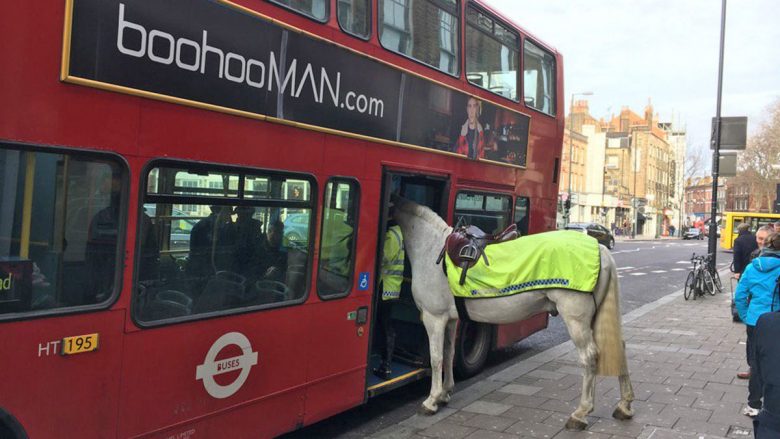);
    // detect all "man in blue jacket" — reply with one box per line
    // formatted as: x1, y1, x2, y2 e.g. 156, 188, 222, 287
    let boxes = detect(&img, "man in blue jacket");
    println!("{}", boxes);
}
735, 232, 780, 417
